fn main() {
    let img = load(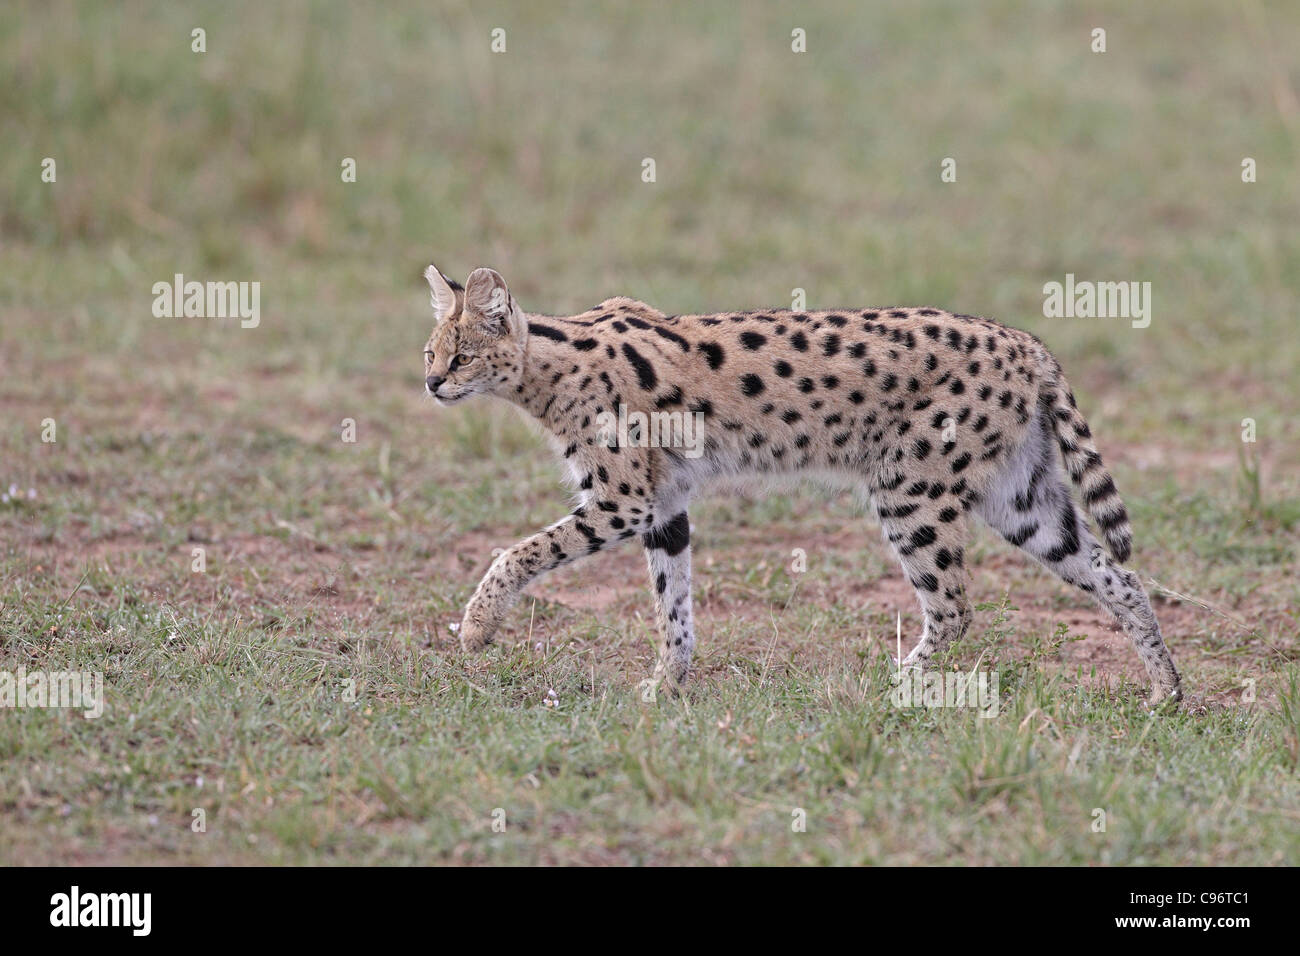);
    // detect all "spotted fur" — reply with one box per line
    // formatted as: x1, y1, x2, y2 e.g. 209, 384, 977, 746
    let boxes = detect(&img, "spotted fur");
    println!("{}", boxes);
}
422, 265, 1181, 704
